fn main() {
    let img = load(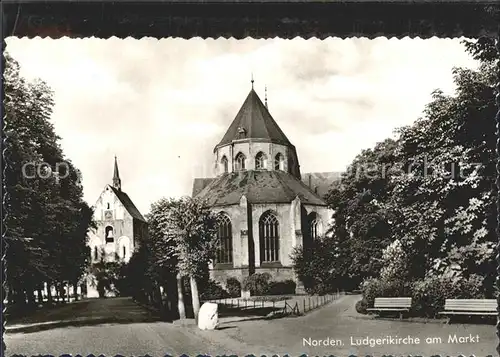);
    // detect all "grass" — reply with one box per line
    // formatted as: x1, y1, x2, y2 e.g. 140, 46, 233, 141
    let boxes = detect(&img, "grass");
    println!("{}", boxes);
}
6, 296, 158, 328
